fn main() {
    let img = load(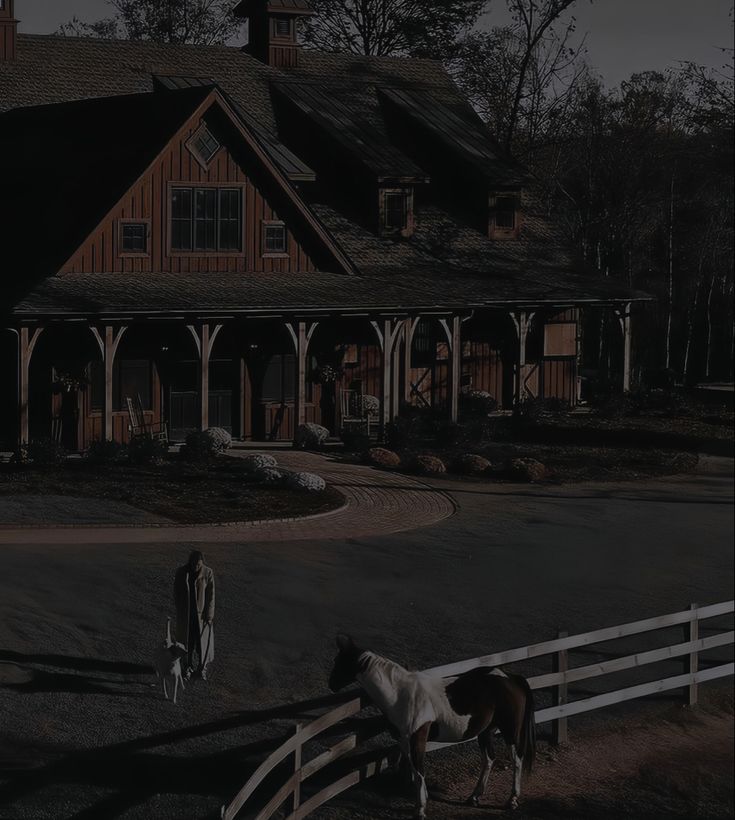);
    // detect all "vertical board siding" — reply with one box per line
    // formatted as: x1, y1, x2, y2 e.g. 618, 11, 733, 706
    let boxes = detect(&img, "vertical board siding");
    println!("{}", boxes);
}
62, 115, 317, 275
